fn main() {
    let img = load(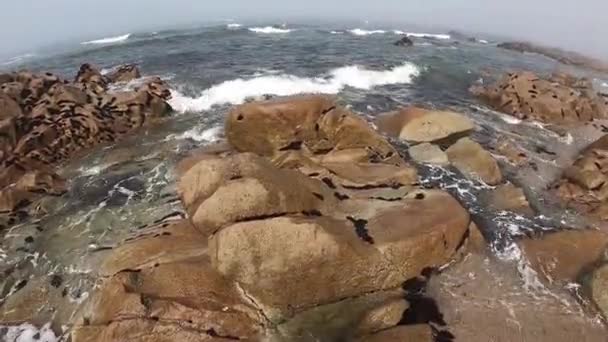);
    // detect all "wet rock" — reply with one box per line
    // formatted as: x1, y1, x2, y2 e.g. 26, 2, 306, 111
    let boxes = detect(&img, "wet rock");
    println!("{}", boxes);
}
394, 36, 414, 47
408, 143, 449, 166
355, 325, 433, 342
107, 64, 141, 83
493, 138, 529, 166
446, 137, 503, 185
588, 263, 608, 320
275, 290, 407, 341
74, 63, 108, 94
427, 253, 608, 342
376, 107, 474, 144
519, 230, 608, 283
484, 183, 533, 215
472, 71, 608, 125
